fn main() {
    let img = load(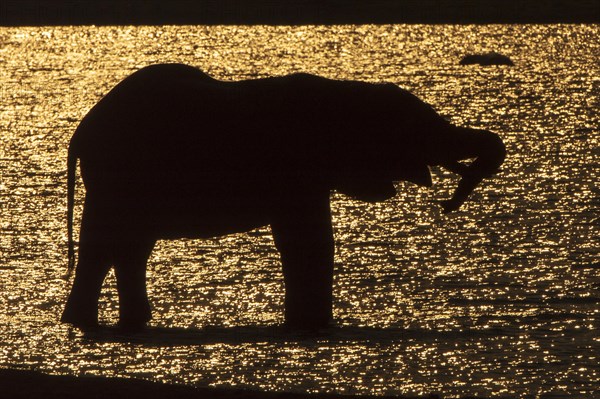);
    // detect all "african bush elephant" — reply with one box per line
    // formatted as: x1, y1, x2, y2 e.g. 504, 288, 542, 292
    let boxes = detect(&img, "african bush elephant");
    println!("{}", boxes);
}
62, 63, 505, 331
